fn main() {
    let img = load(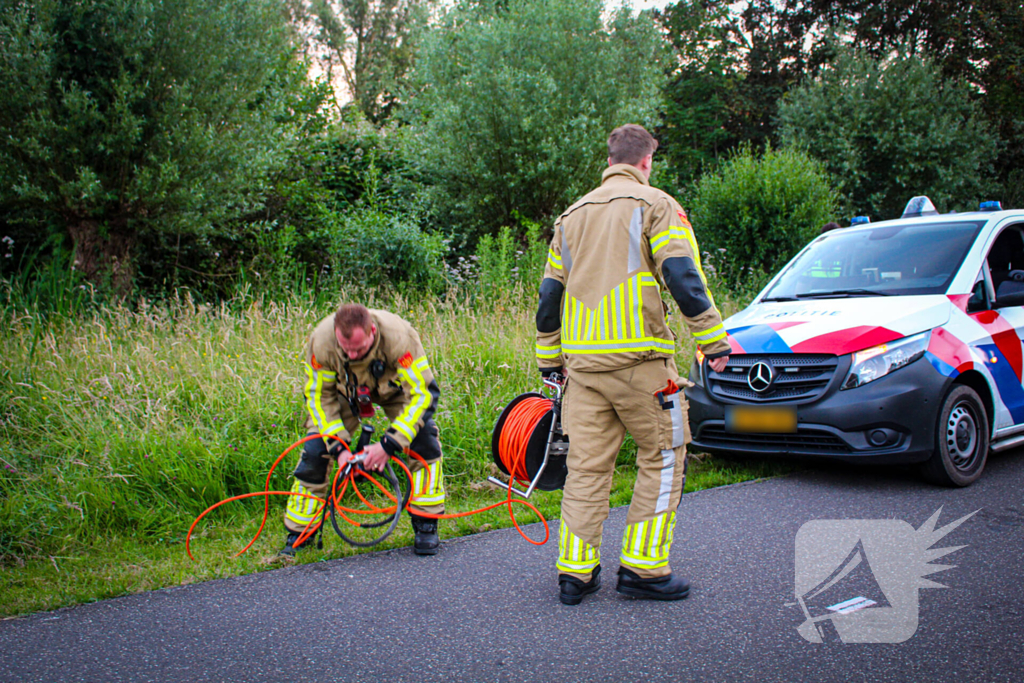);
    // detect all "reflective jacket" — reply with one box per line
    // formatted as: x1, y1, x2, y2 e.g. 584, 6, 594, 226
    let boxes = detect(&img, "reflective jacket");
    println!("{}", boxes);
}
303, 309, 439, 456
535, 164, 731, 373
